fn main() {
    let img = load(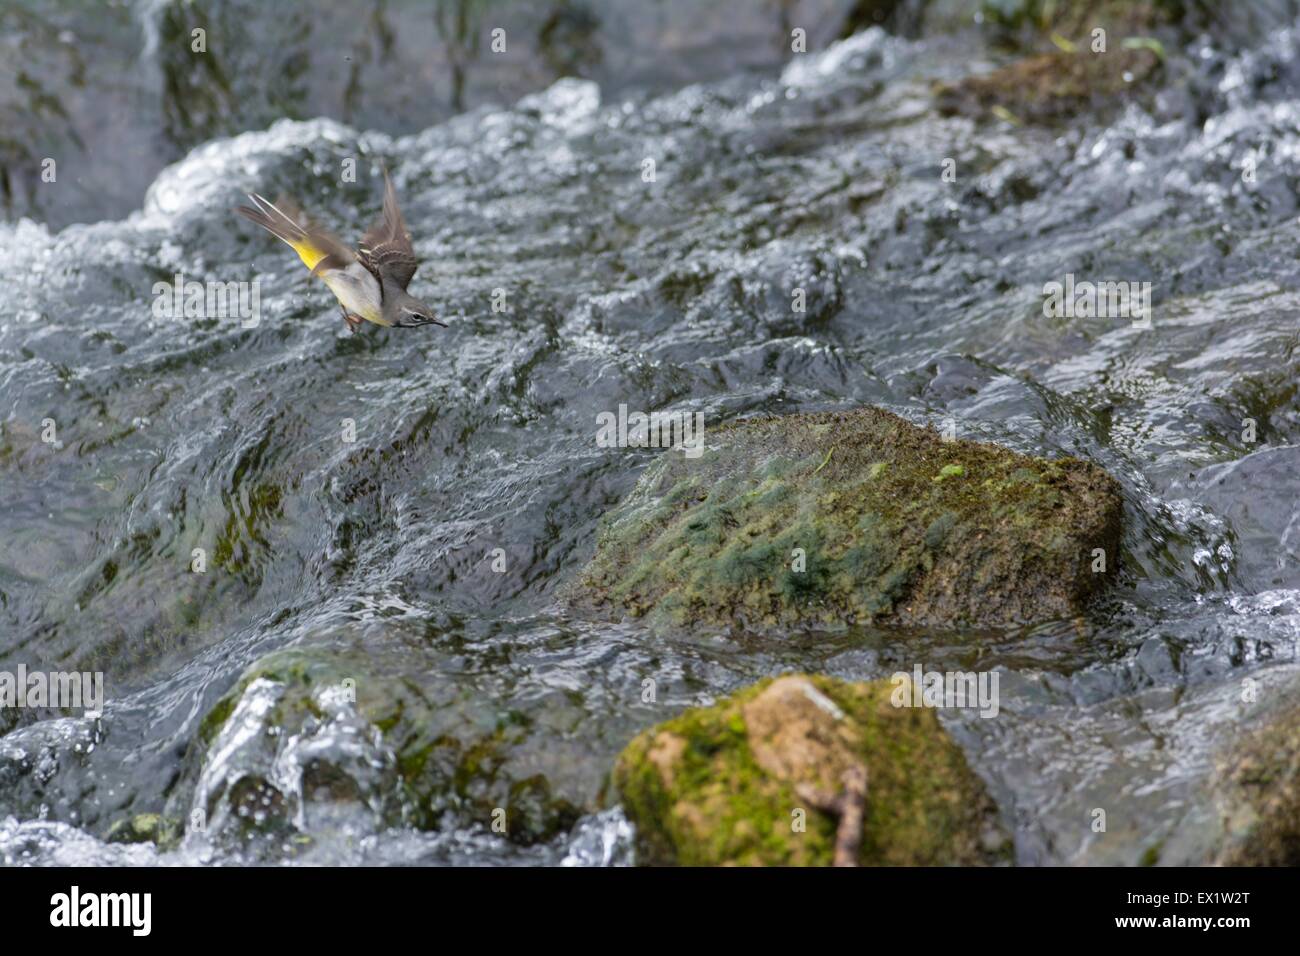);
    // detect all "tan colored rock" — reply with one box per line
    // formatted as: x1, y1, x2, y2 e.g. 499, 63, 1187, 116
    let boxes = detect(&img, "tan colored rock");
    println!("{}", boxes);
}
742, 676, 862, 793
